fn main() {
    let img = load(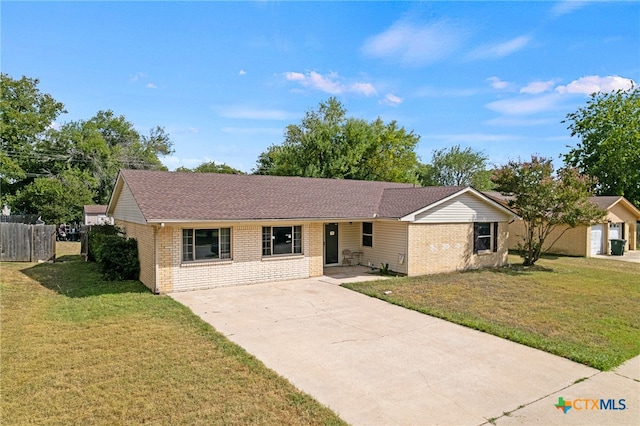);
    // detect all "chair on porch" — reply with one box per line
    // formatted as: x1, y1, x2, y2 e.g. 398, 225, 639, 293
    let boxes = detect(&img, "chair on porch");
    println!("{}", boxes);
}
342, 249, 355, 266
